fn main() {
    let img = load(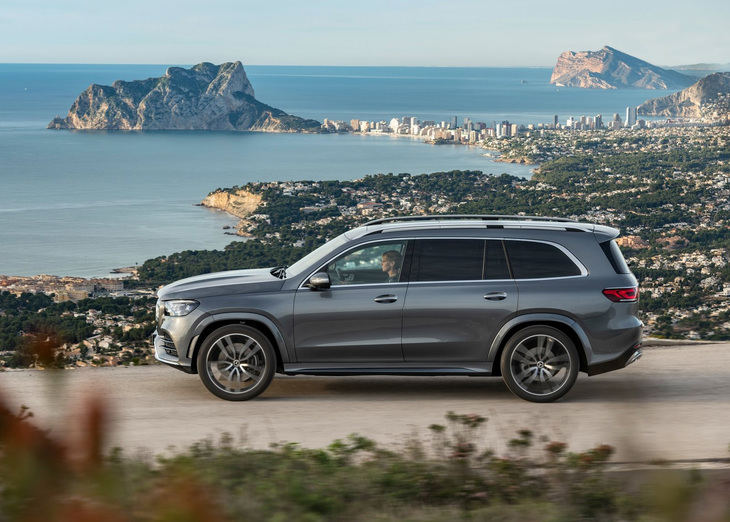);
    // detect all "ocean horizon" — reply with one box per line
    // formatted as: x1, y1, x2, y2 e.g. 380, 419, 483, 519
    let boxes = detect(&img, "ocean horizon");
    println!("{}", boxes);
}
0, 64, 676, 277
